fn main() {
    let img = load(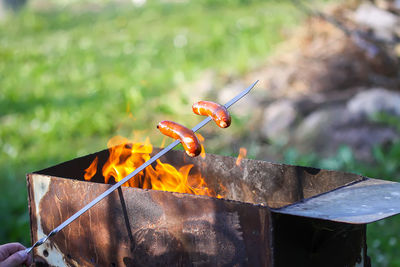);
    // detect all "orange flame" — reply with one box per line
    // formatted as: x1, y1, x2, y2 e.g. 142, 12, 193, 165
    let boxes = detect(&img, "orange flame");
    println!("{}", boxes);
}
84, 135, 222, 198
160, 136, 167, 148
217, 183, 227, 199
102, 136, 152, 187
236, 147, 247, 166
196, 133, 206, 159
84, 156, 98, 181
